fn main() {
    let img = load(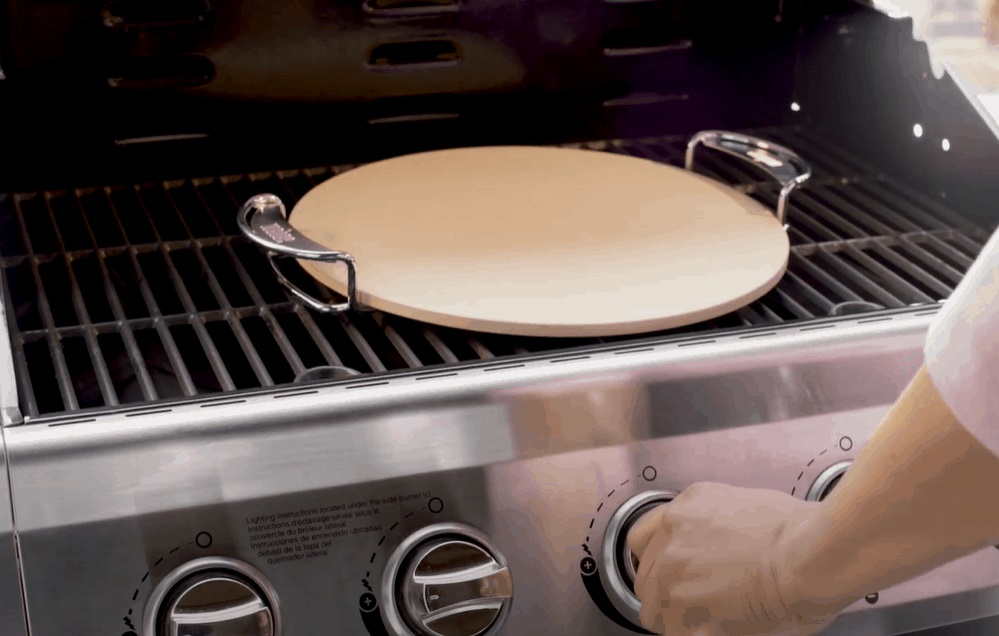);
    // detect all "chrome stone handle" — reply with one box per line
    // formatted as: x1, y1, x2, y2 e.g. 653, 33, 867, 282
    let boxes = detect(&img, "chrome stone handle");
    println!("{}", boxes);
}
237, 193, 358, 314
684, 130, 812, 228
